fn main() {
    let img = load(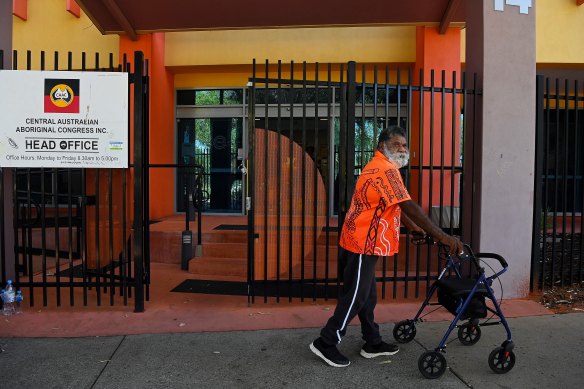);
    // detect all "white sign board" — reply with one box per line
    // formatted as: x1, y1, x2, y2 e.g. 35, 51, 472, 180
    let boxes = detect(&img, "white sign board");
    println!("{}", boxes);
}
0, 70, 128, 168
